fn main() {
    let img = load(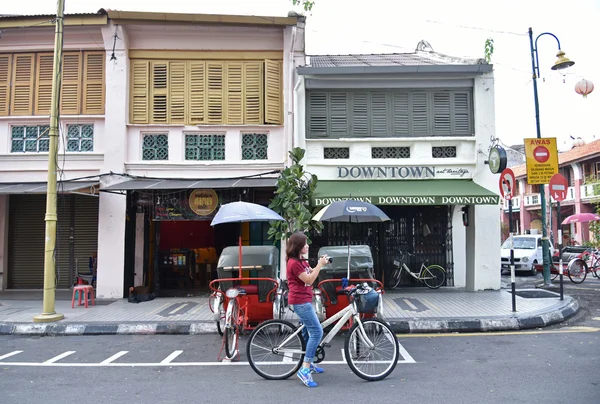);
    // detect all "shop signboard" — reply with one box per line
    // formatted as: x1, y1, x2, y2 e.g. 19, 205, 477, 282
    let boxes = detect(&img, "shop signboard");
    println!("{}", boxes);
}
153, 189, 220, 220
